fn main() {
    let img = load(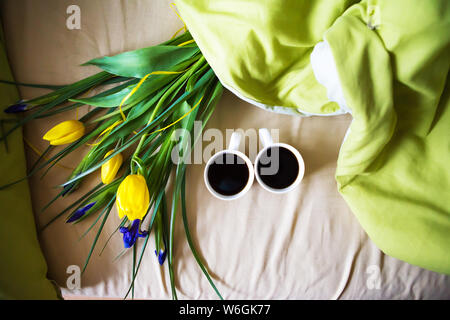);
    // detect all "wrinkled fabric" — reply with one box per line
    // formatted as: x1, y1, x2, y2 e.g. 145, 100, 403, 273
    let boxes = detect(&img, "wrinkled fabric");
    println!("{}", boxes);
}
2, 0, 449, 299
0, 23, 59, 299
177, 0, 450, 274
327, 0, 450, 274
176, 0, 360, 116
